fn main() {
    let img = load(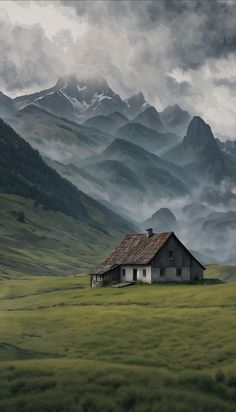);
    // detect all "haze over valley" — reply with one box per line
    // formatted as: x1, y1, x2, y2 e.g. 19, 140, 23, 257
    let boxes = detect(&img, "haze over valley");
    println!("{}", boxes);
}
1, 72, 236, 267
